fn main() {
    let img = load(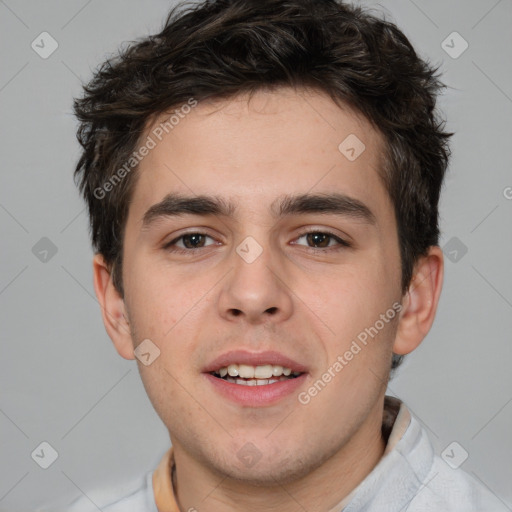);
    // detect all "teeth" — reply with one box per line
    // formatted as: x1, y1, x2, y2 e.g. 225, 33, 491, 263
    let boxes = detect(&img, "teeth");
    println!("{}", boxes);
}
218, 364, 296, 379
238, 364, 255, 379
226, 376, 289, 386
272, 365, 283, 377
255, 365, 273, 379
227, 364, 239, 377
